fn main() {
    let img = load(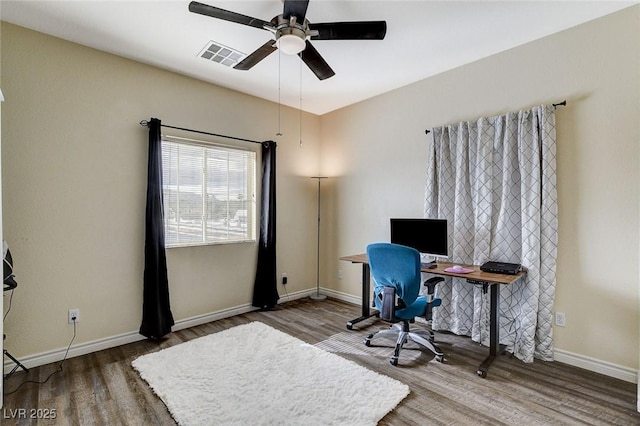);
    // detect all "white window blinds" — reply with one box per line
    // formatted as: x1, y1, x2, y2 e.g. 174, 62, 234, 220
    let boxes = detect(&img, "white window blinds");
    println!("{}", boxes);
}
161, 136, 257, 247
